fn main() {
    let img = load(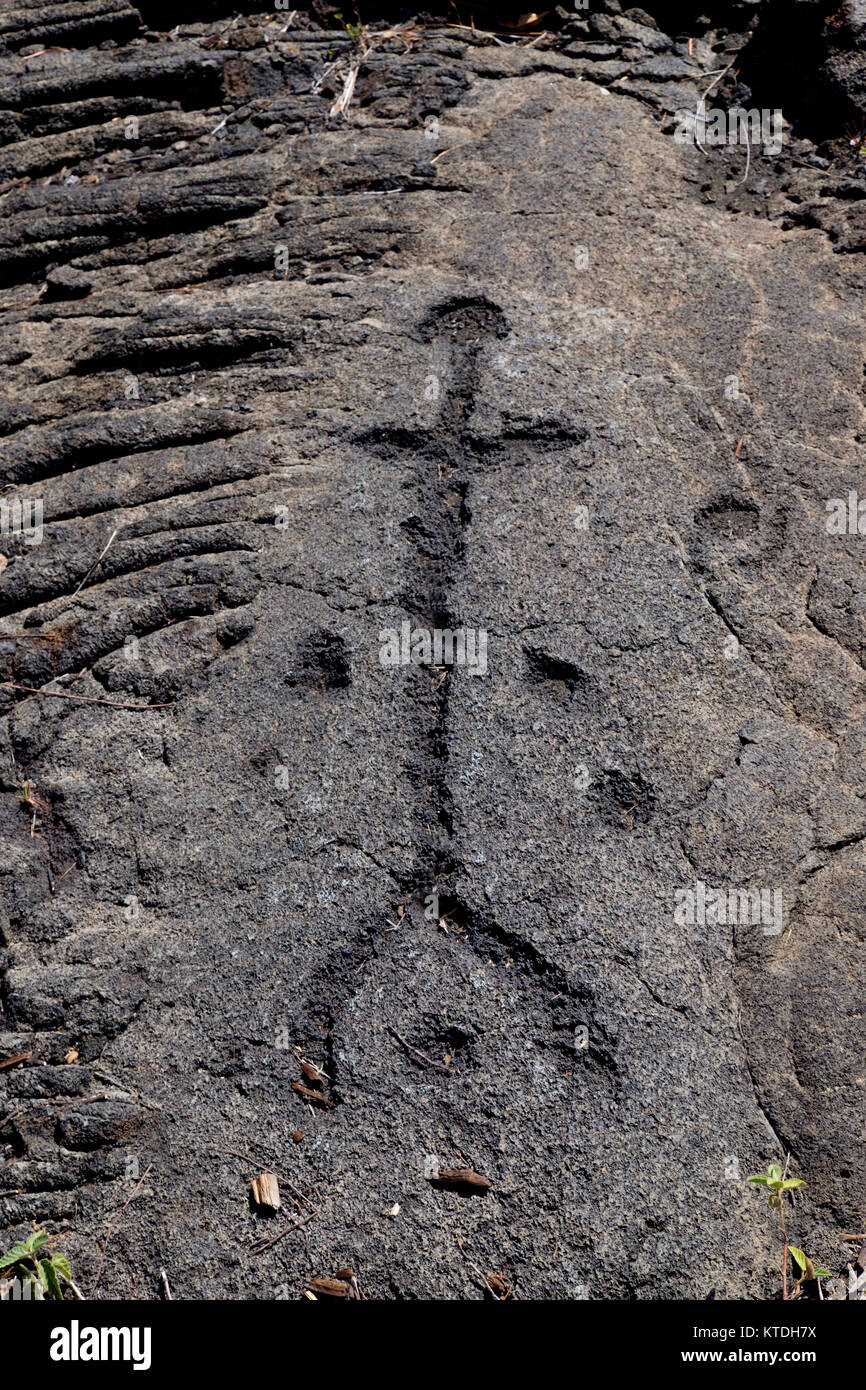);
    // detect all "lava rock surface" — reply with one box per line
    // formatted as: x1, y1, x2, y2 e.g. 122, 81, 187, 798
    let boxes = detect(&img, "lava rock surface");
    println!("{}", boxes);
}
0, 1, 864, 1300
